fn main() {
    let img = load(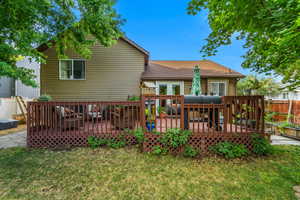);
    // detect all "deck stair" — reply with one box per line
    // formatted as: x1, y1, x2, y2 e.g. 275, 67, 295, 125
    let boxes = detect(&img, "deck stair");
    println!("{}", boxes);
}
16, 96, 27, 122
